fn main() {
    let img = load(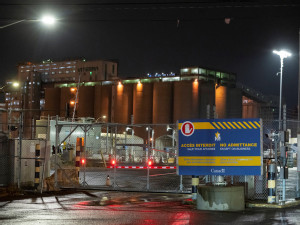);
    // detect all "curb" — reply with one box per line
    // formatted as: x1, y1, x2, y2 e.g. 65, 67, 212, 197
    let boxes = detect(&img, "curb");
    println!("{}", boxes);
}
246, 199, 300, 208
